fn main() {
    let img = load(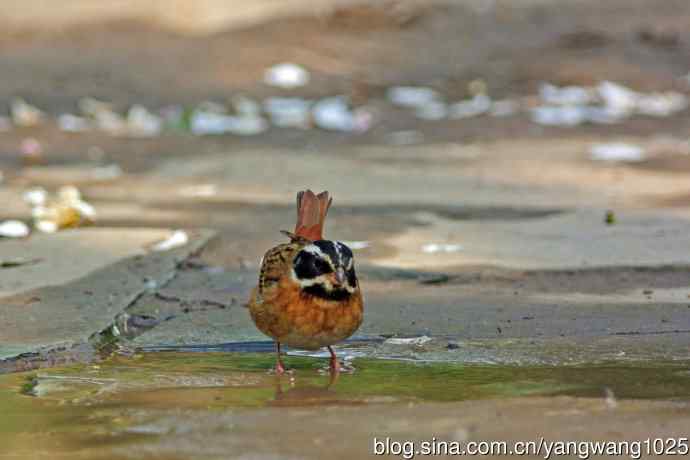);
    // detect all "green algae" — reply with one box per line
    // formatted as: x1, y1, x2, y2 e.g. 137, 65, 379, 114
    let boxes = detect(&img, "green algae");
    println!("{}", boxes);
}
1, 353, 690, 459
